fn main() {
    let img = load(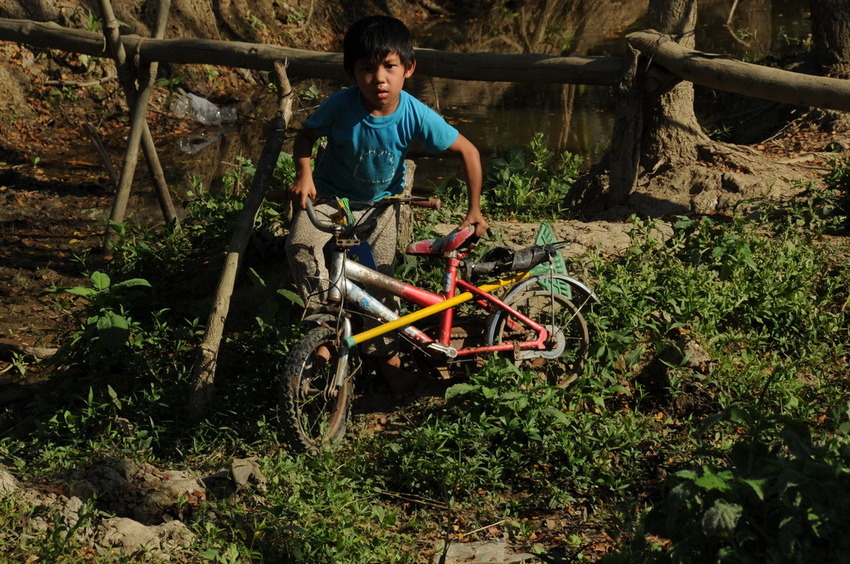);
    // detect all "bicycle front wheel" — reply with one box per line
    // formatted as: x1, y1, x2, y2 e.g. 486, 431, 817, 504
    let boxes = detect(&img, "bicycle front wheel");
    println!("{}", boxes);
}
489, 278, 590, 387
279, 326, 355, 453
